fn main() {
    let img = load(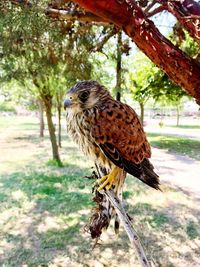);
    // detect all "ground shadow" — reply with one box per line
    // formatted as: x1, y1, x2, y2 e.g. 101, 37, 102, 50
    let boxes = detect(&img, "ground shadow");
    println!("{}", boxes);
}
1, 165, 200, 266
1, 118, 200, 266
